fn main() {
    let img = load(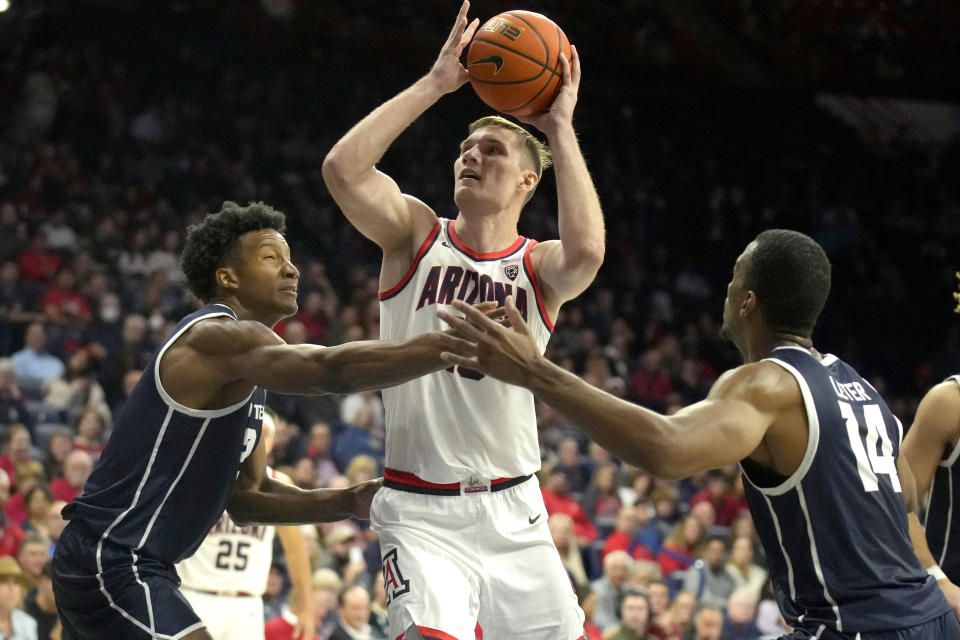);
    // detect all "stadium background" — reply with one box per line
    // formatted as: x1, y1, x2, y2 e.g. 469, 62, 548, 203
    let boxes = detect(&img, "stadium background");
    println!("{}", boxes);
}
0, 0, 958, 638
